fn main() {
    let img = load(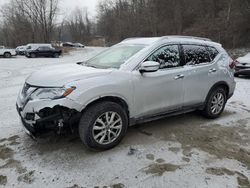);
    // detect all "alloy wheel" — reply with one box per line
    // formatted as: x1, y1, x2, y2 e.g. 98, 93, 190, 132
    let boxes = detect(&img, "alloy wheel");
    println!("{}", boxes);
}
92, 111, 123, 145
210, 92, 225, 115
